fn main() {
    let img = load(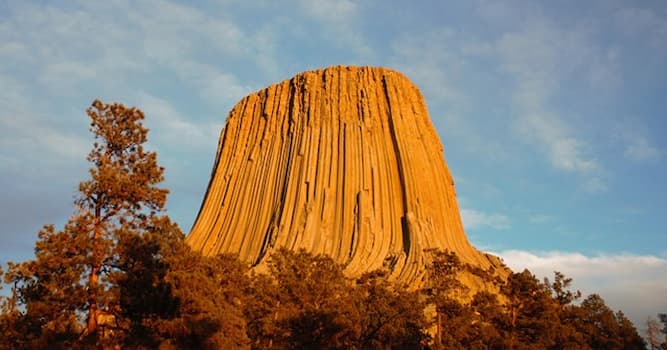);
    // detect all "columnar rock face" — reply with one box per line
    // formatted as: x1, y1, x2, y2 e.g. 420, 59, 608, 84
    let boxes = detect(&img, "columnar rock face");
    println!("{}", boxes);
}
187, 65, 501, 285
